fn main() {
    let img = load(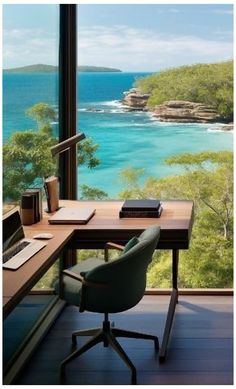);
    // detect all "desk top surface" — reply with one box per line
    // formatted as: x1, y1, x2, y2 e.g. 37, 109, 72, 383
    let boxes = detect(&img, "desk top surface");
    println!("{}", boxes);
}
27, 199, 193, 231
3, 200, 194, 317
